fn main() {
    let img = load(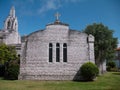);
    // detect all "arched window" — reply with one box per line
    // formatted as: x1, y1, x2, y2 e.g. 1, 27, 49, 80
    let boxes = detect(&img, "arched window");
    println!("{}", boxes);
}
15, 23, 17, 30
56, 43, 60, 62
7, 20, 11, 29
49, 43, 53, 62
18, 54, 20, 64
63, 43, 67, 62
